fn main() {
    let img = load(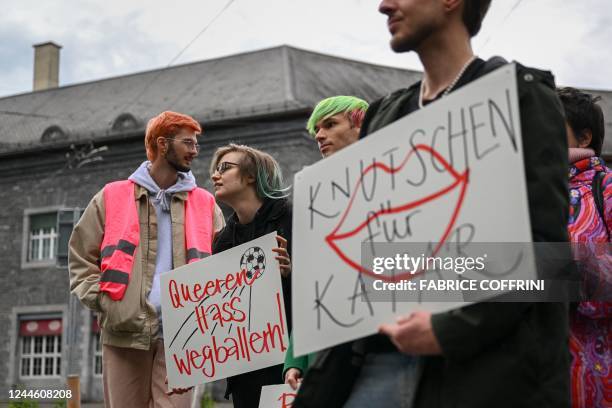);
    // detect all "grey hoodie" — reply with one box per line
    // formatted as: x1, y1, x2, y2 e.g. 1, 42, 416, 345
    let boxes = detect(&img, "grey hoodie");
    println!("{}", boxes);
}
128, 161, 196, 332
